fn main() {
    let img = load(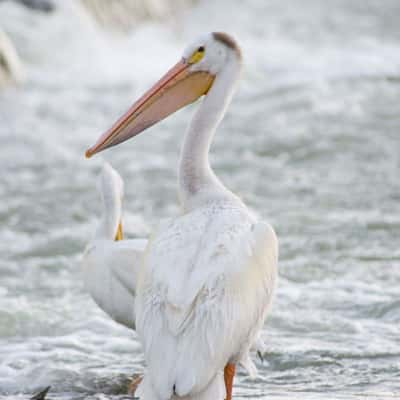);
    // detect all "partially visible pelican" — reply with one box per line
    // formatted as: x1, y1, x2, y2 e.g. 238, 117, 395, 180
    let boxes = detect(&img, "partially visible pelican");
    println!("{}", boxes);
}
0, 0, 53, 90
83, 162, 147, 329
0, 28, 24, 88
85, 32, 278, 400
